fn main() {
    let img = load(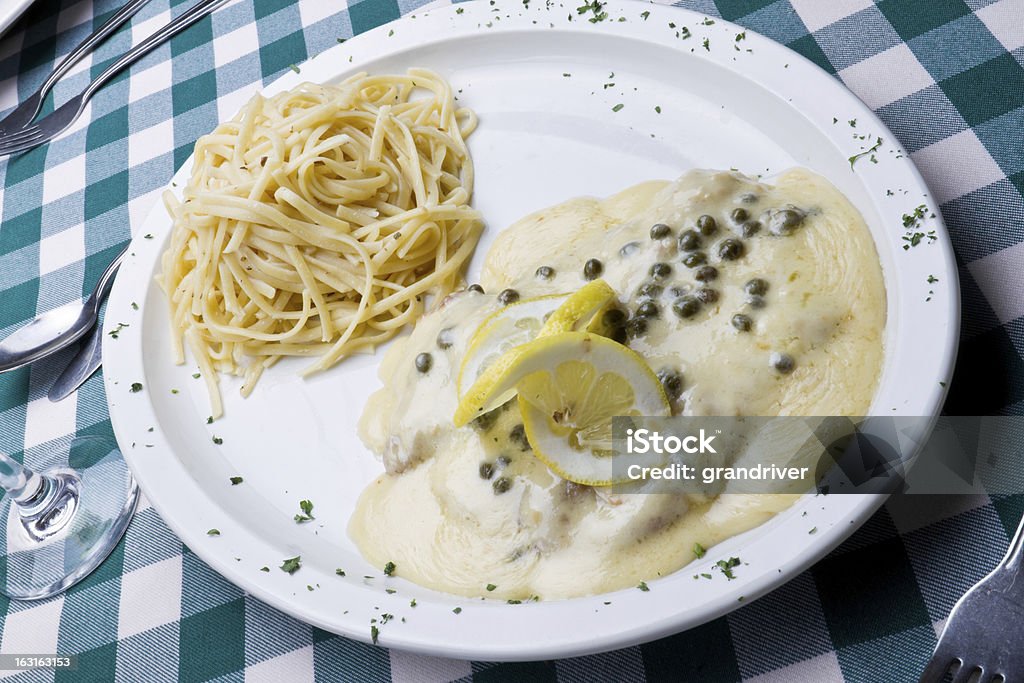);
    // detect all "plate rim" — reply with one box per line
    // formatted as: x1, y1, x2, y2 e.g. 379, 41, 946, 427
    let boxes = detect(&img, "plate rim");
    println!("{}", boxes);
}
102, 0, 961, 660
